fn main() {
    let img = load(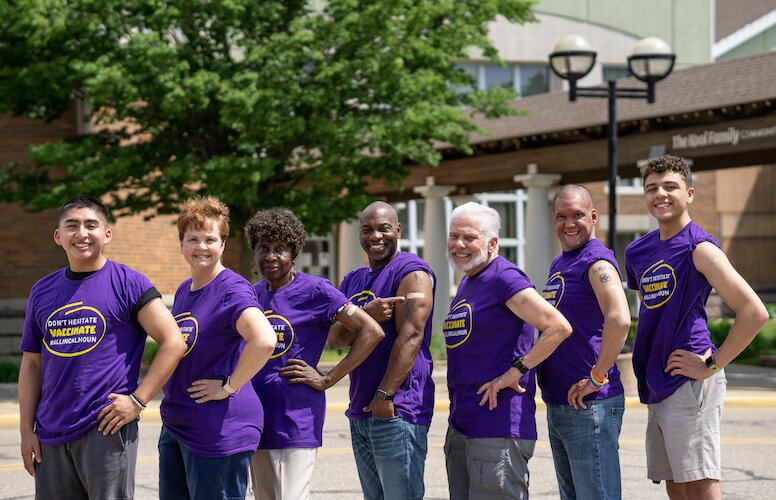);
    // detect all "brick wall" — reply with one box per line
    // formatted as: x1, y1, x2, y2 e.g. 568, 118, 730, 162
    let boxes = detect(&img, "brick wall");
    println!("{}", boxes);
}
0, 109, 80, 299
